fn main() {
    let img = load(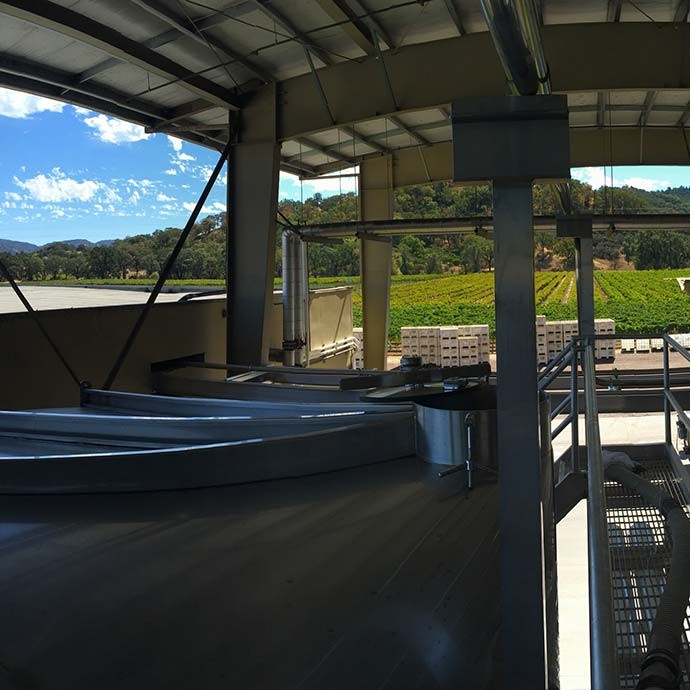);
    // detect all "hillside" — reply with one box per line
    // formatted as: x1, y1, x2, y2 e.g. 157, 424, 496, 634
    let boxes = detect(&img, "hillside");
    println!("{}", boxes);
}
2, 179, 690, 281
